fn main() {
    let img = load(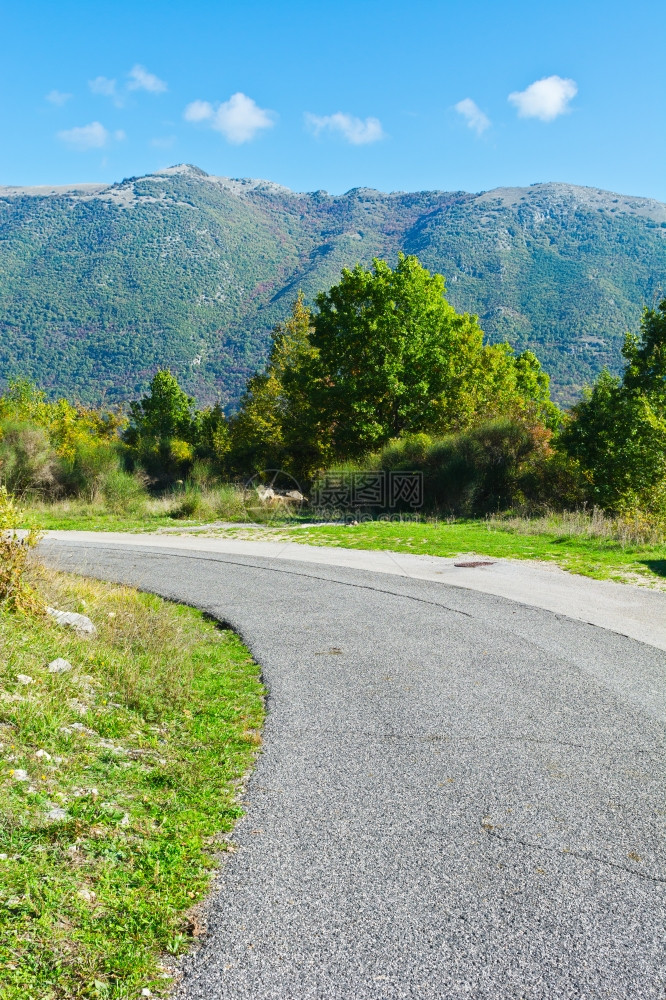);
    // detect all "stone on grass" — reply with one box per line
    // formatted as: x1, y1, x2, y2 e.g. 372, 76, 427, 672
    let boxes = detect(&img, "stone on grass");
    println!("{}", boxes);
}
35, 749, 52, 760
11, 769, 29, 782
48, 658, 72, 674
46, 607, 96, 635
67, 699, 89, 716
45, 806, 69, 822
77, 887, 96, 902
16, 674, 33, 685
